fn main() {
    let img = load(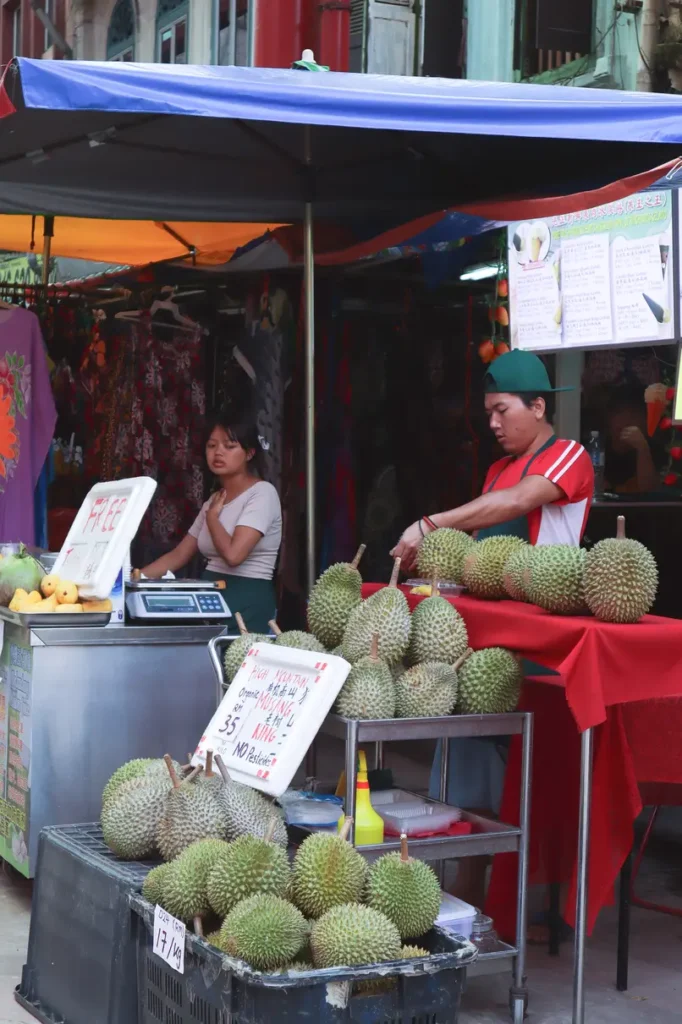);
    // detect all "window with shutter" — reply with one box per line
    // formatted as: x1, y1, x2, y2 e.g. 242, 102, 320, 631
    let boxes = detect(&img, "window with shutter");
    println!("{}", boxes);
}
536, 0, 593, 54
